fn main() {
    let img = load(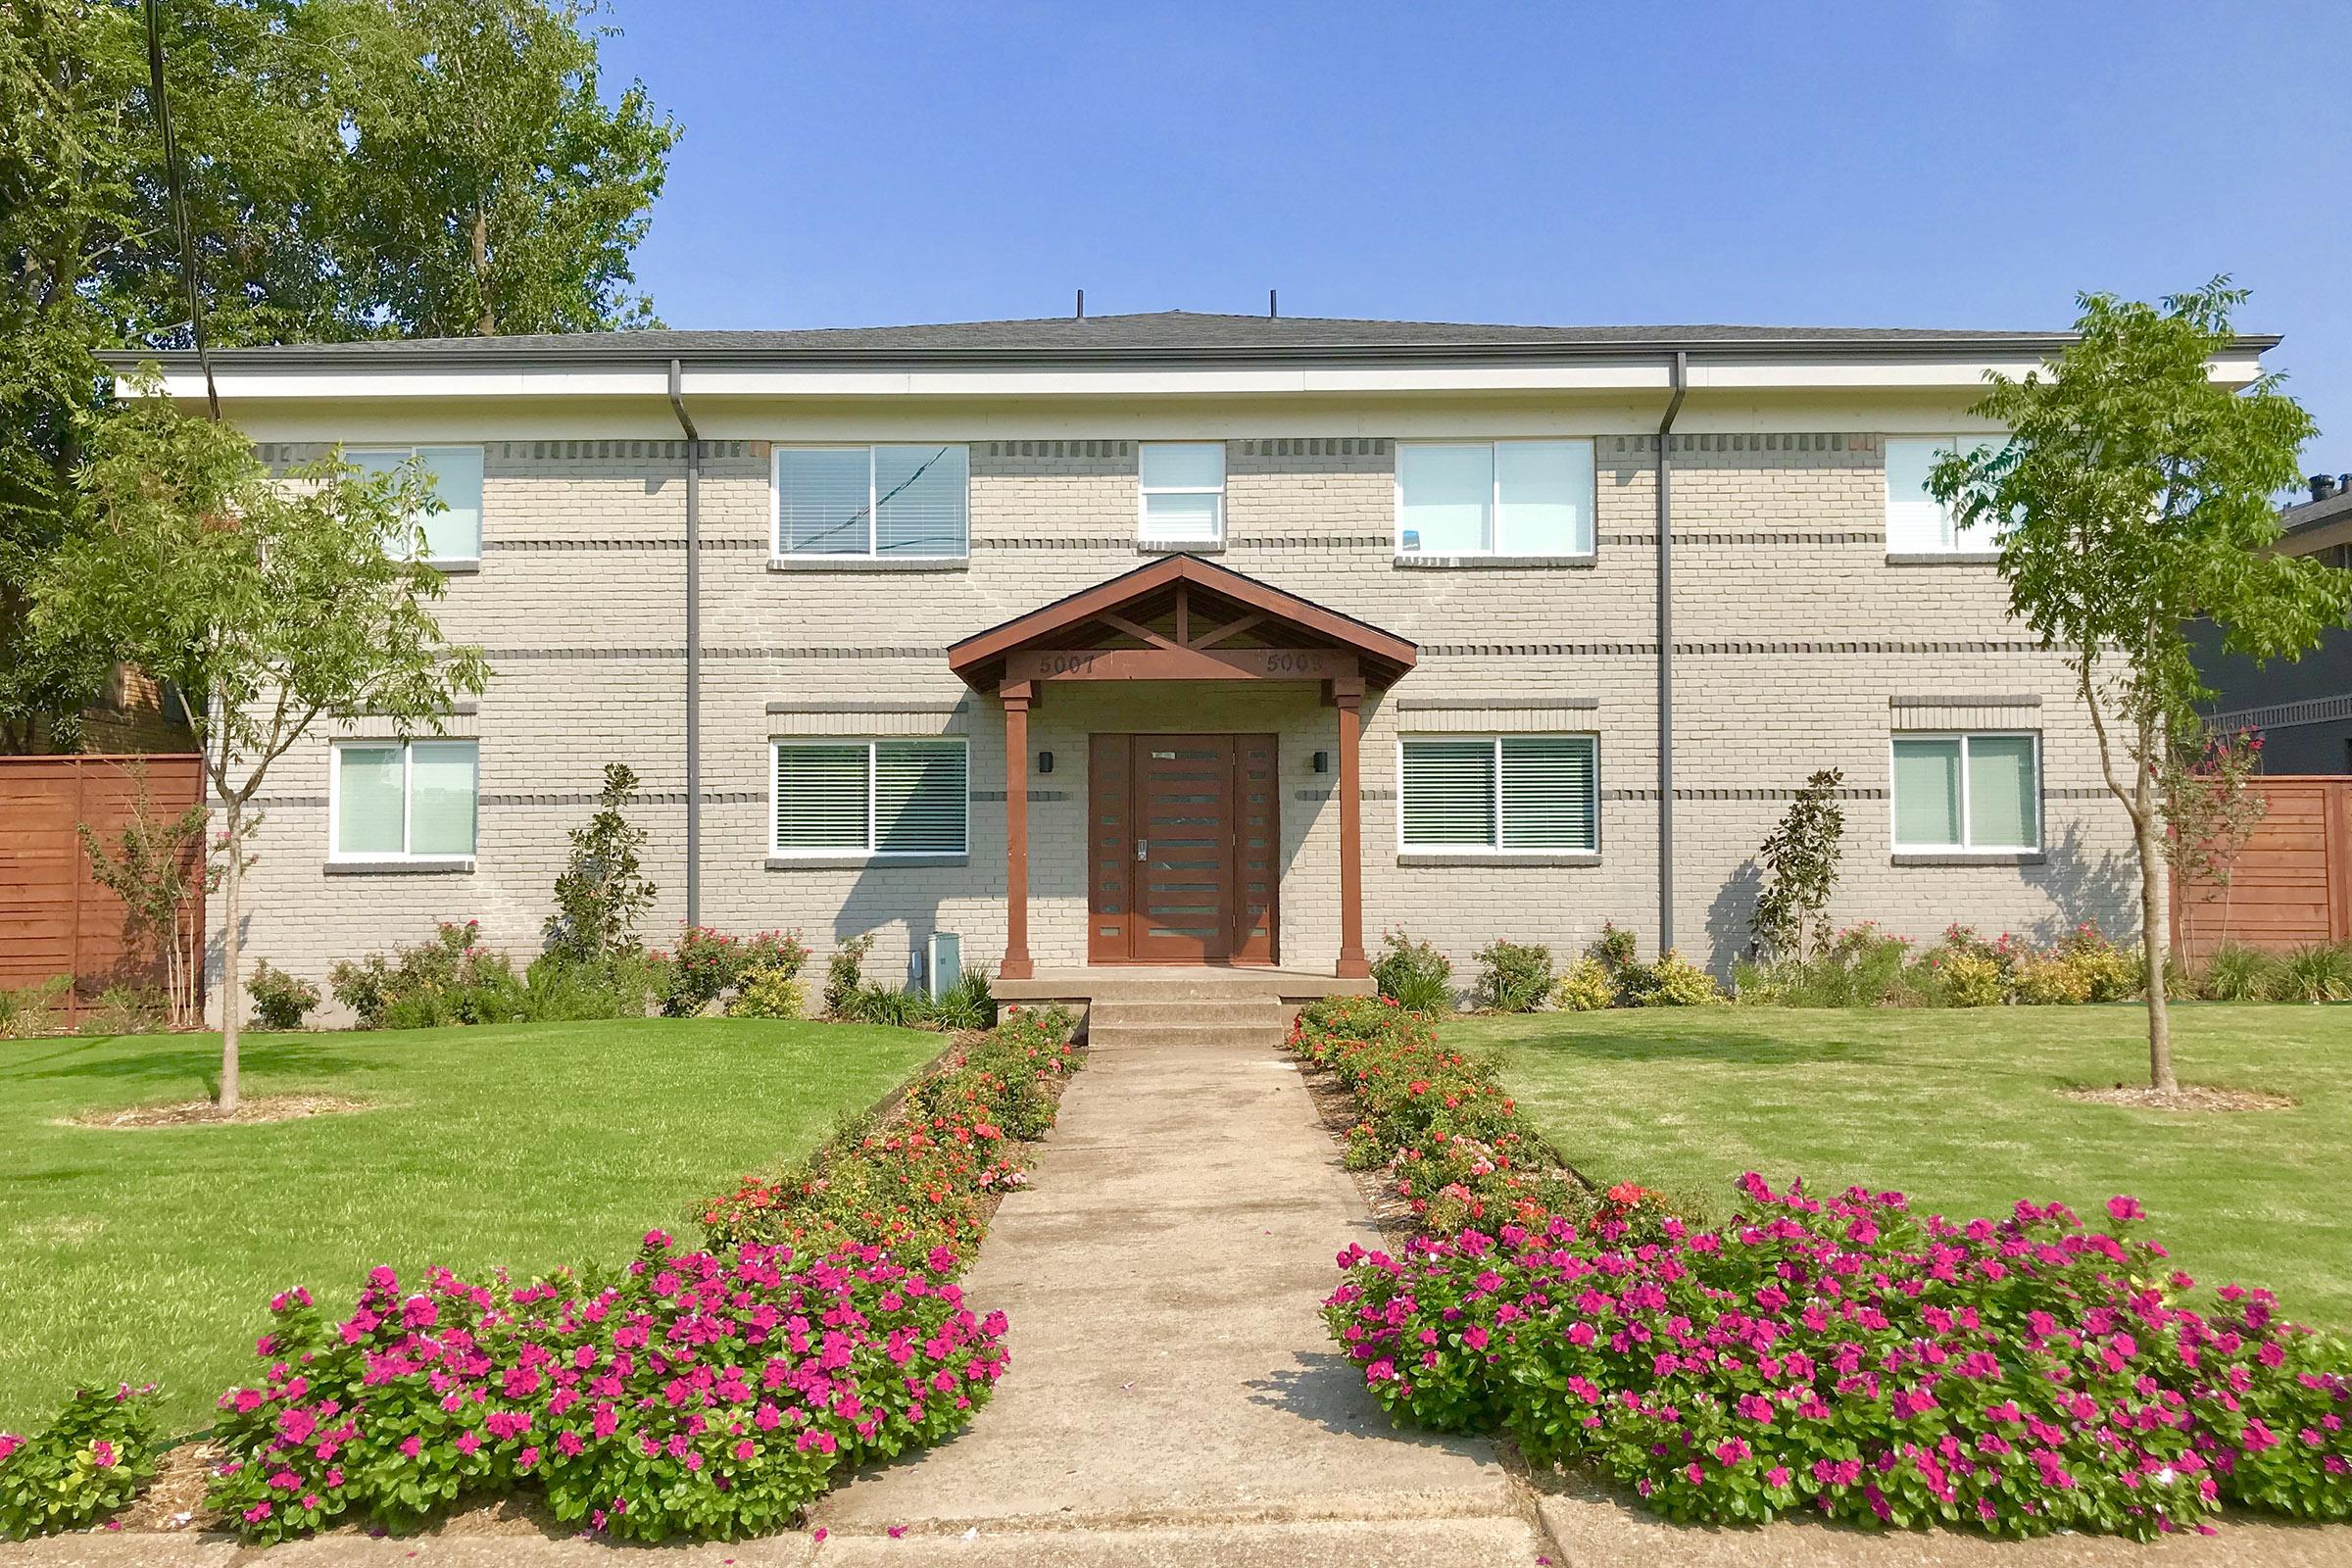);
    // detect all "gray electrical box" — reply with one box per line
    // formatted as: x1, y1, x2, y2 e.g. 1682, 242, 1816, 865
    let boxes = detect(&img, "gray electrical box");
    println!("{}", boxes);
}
925, 932, 961, 999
